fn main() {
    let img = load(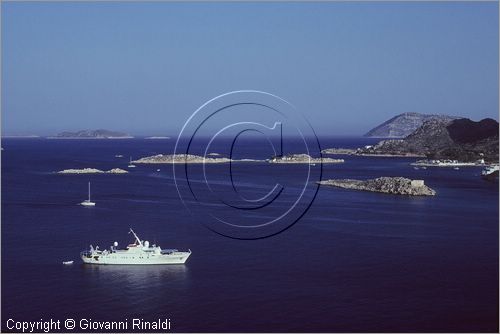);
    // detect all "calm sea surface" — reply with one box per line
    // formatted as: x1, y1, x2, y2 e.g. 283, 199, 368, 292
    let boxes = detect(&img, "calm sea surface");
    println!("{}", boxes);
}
1, 137, 498, 332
